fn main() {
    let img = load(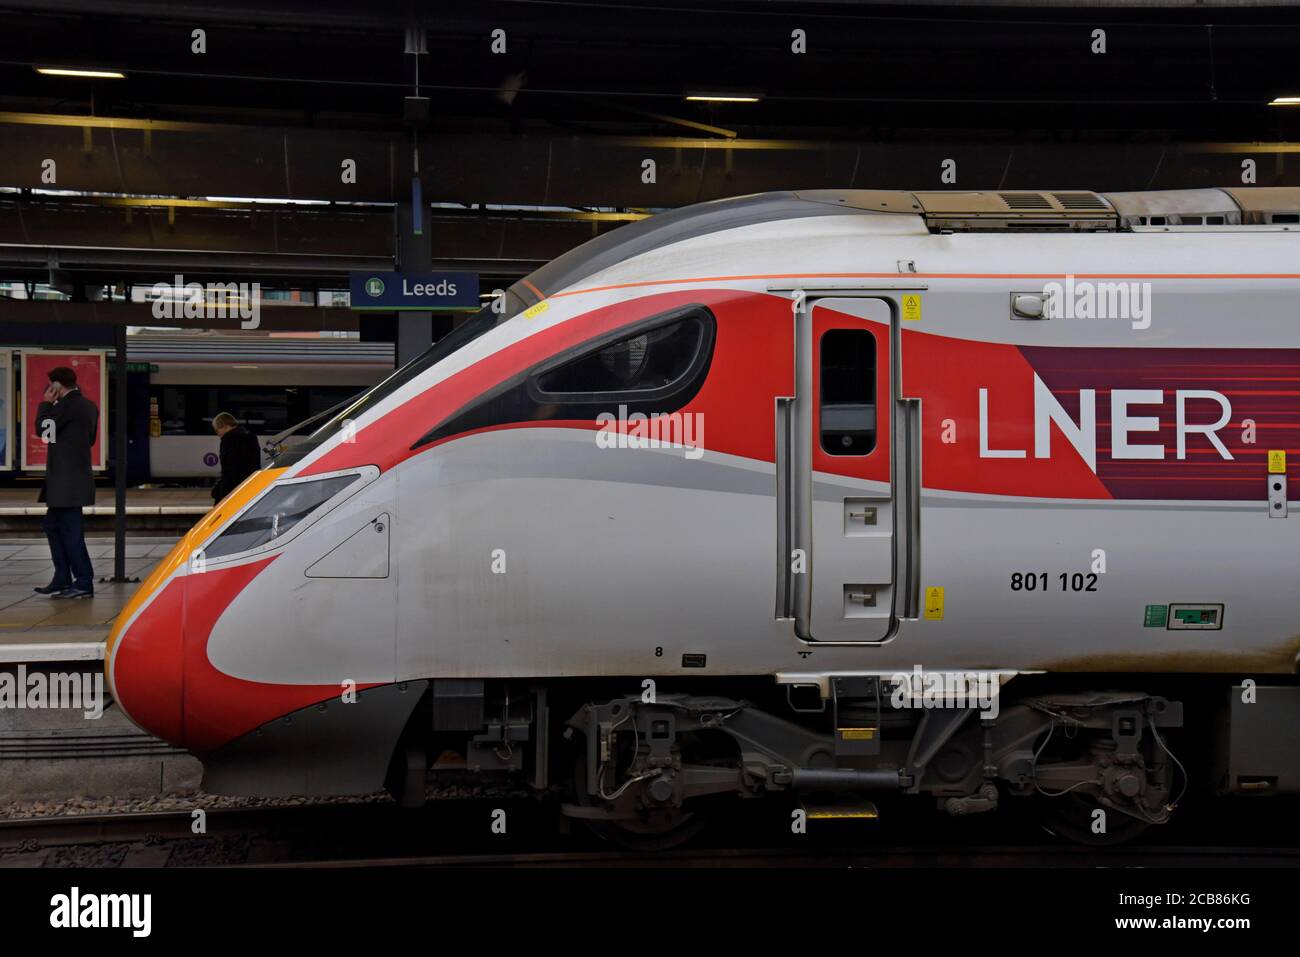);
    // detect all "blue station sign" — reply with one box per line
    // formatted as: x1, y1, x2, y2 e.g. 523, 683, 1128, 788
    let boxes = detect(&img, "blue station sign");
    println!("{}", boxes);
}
349, 271, 480, 311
